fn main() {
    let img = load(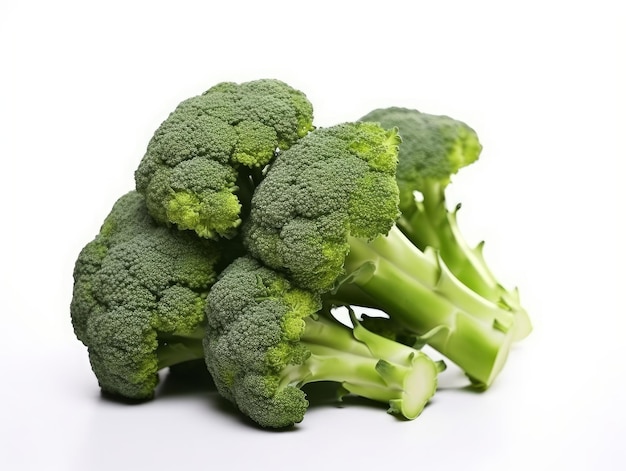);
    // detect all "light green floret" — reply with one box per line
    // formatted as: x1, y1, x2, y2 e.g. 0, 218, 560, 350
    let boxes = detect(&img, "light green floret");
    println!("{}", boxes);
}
70, 191, 237, 400
360, 107, 531, 341
135, 79, 315, 239
204, 256, 441, 428
244, 121, 522, 388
